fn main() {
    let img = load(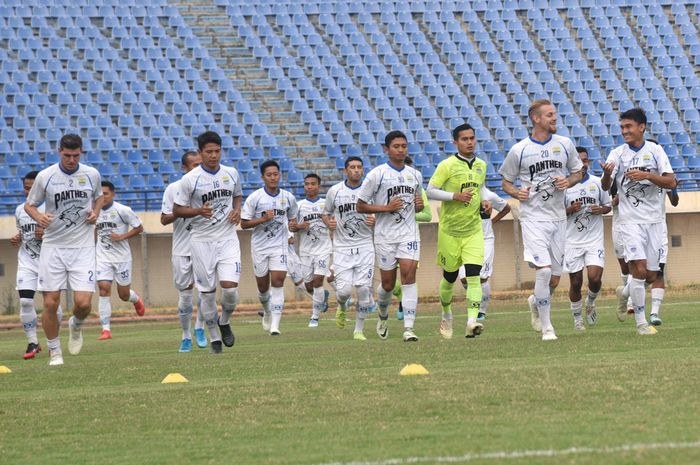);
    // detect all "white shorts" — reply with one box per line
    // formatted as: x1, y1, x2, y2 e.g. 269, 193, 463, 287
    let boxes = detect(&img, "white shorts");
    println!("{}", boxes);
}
456, 239, 494, 281
333, 246, 374, 289
16, 266, 39, 291
660, 221, 668, 265
375, 240, 420, 271
564, 244, 605, 273
190, 239, 241, 292
37, 246, 96, 292
252, 249, 288, 278
171, 255, 194, 290
520, 220, 566, 276
618, 222, 666, 271
96, 260, 132, 286
612, 223, 625, 259
300, 253, 331, 282
287, 248, 304, 284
